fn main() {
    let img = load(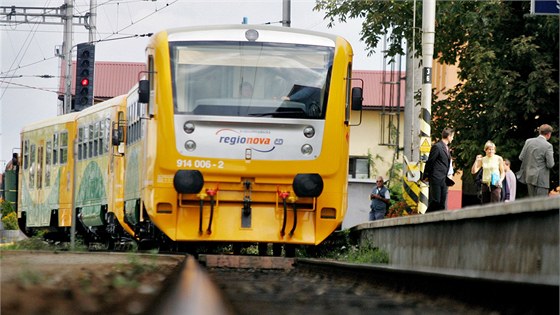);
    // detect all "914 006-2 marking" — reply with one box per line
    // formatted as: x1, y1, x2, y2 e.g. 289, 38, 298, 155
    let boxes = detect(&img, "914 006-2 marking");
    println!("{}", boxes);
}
177, 159, 224, 169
